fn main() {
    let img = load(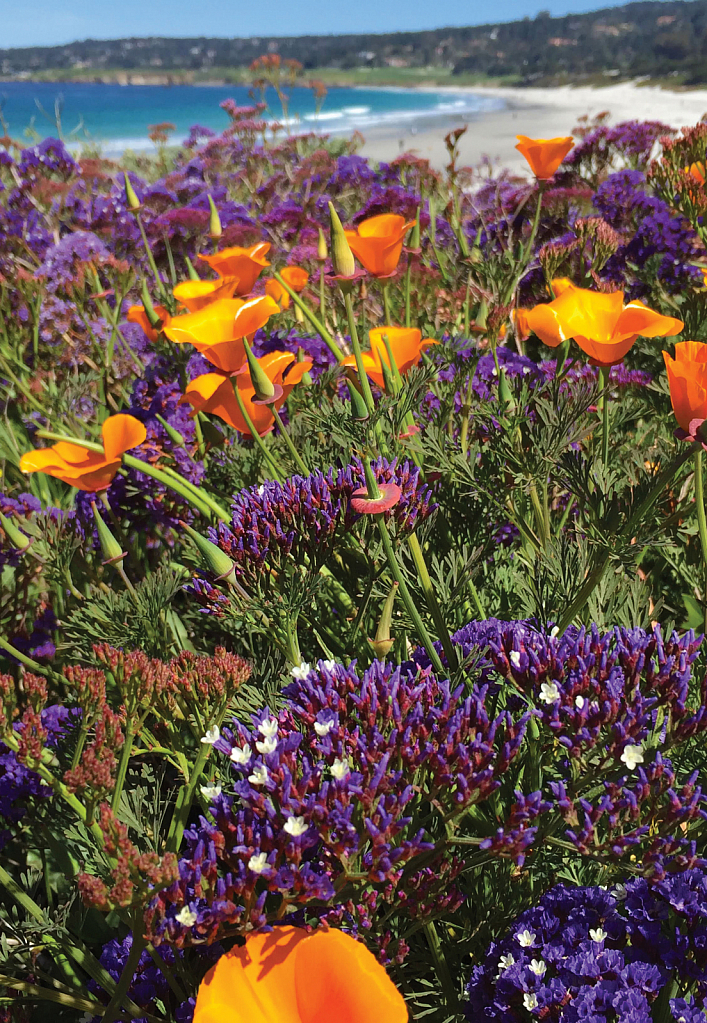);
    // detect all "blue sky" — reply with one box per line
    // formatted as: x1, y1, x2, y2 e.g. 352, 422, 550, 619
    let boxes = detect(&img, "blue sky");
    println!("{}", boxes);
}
0, 0, 665, 49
